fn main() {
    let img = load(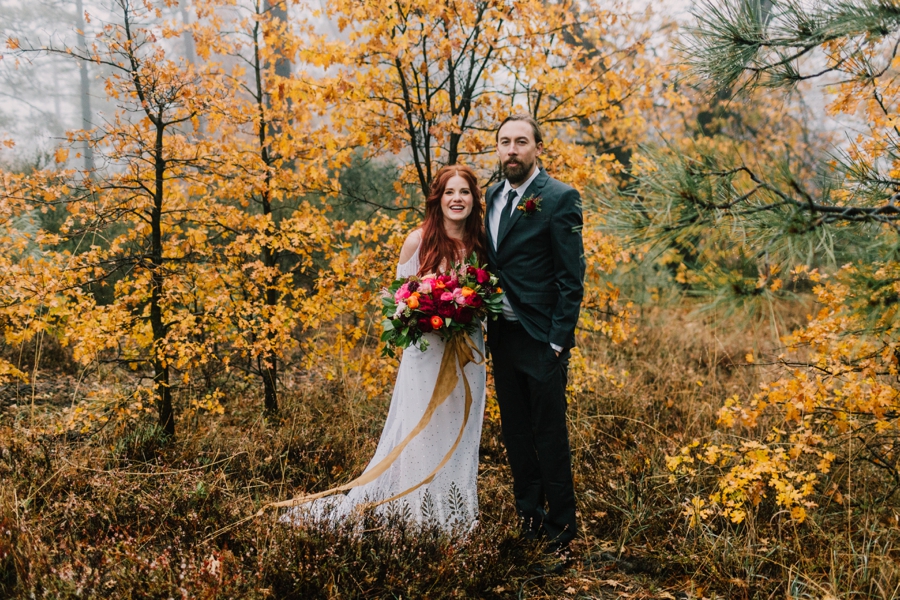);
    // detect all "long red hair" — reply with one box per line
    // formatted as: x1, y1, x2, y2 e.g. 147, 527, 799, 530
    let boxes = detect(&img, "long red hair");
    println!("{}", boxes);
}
418, 165, 486, 276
